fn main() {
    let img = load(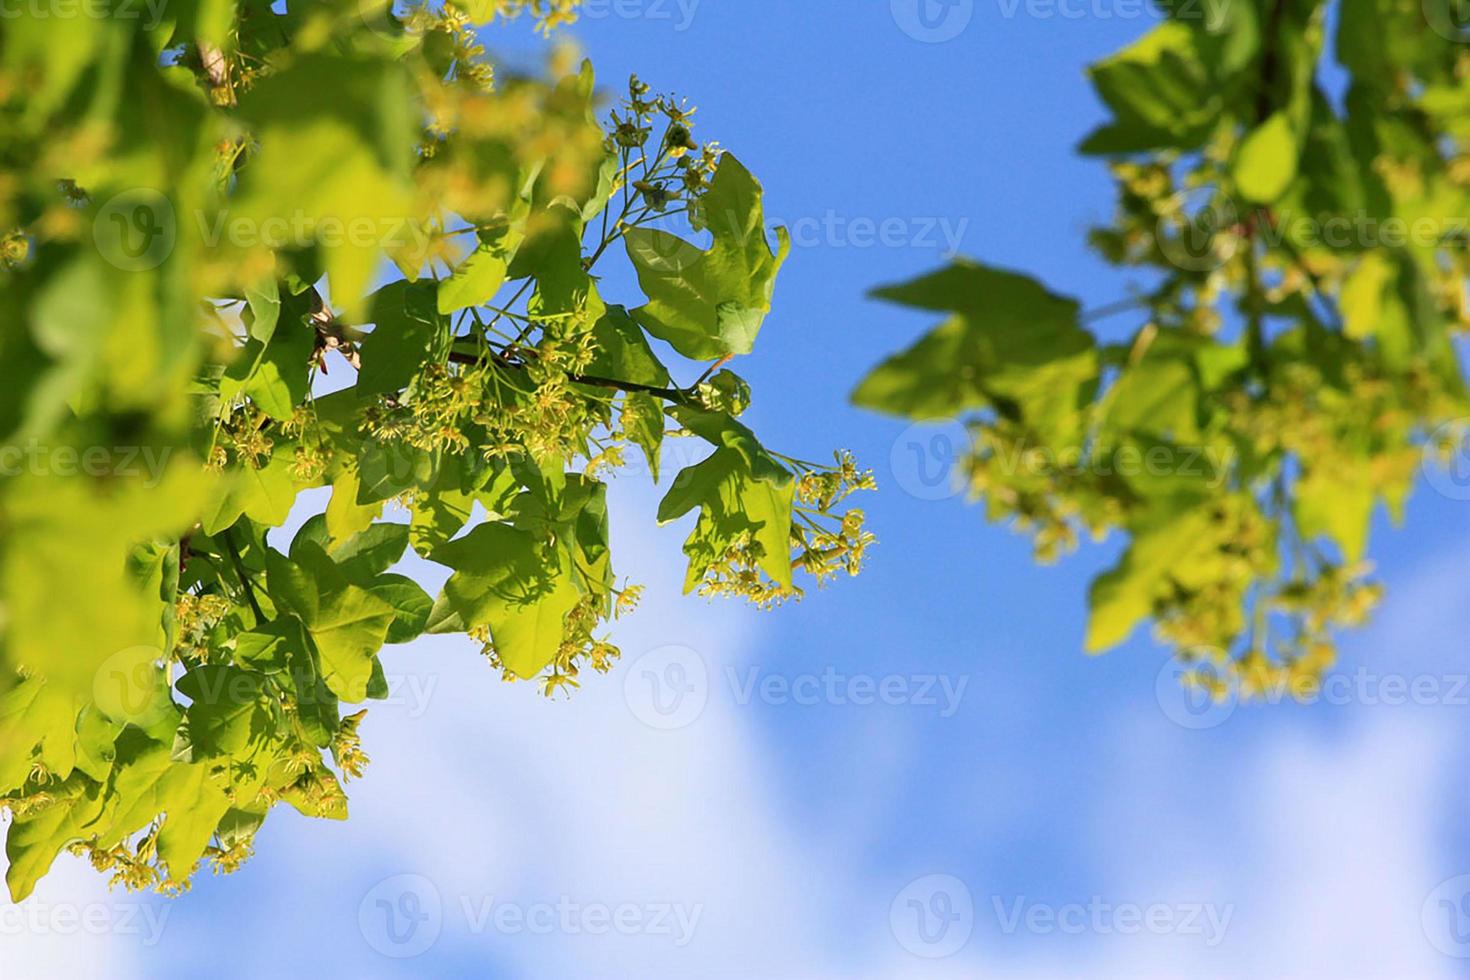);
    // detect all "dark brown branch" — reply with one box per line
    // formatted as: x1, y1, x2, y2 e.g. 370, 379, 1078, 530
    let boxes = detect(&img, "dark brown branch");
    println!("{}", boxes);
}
223, 527, 265, 622
445, 349, 701, 407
